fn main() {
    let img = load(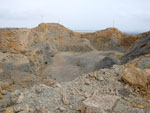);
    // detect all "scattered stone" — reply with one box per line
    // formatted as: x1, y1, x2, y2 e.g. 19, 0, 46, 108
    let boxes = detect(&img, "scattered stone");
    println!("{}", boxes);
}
43, 79, 56, 87
81, 95, 119, 113
59, 107, 66, 112
0, 64, 3, 67
55, 83, 61, 88
5, 107, 14, 113
1, 90, 7, 95
132, 102, 150, 109
61, 95, 69, 105
0, 87, 2, 93
113, 99, 131, 113
16, 93, 24, 104
98, 76, 104, 81
85, 79, 90, 85
0, 68, 3, 73
1, 82, 11, 90
84, 93, 91, 98
0, 93, 3, 99
14, 104, 30, 112
35, 86, 42, 94
69, 105, 72, 109
35, 106, 51, 113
